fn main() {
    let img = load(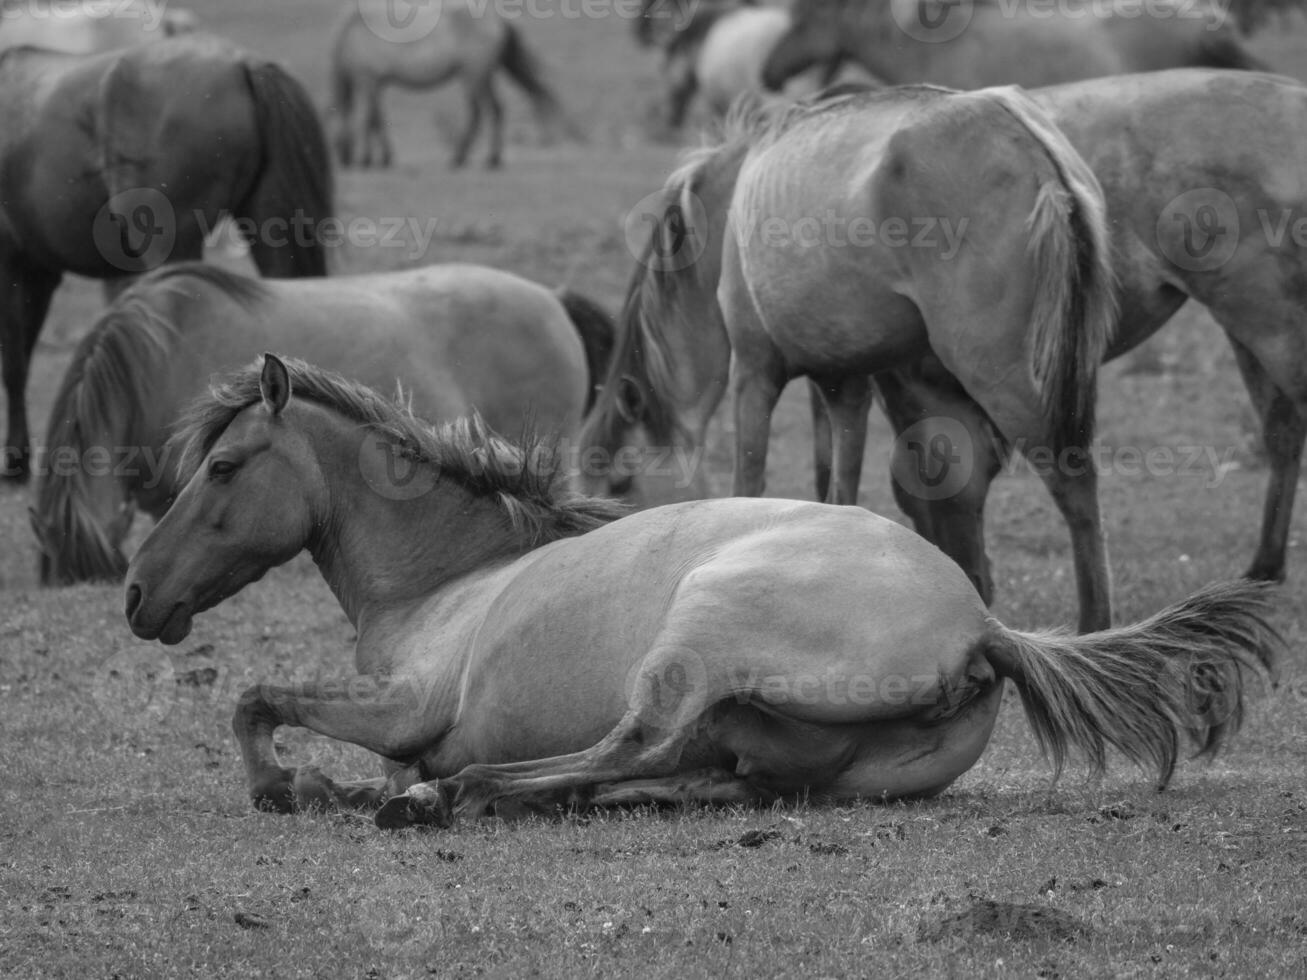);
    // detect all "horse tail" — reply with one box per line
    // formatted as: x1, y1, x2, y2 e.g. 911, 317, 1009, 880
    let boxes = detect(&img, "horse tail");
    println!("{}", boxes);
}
235, 59, 335, 277
499, 23, 585, 142
33, 296, 179, 586
1191, 33, 1272, 72
982, 579, 1280, 788
555, 289, 616, 414
982, 87, 1117, 458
